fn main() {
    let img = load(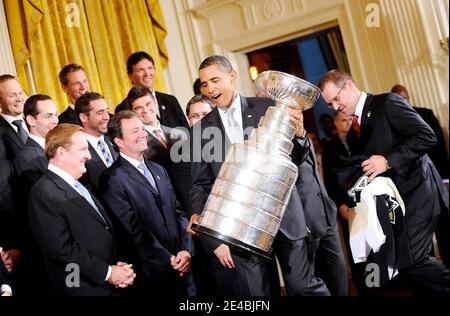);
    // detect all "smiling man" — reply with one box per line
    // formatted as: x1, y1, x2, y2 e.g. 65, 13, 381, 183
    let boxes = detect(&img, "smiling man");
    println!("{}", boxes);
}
28, 124, 135, 295
0, 74, 28, 161
75, 92, 118, 192
98, 111, 194, 296
115, 51, 188, 129
58, 64, 90, 125
188, 55, 331, 296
